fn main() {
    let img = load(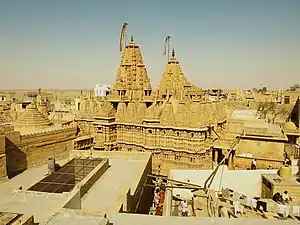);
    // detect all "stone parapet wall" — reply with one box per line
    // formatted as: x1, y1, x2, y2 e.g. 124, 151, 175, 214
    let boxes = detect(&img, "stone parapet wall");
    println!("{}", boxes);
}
234, 156, 283, 170
20, 127, 77, 145
5, 127, 77, 177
